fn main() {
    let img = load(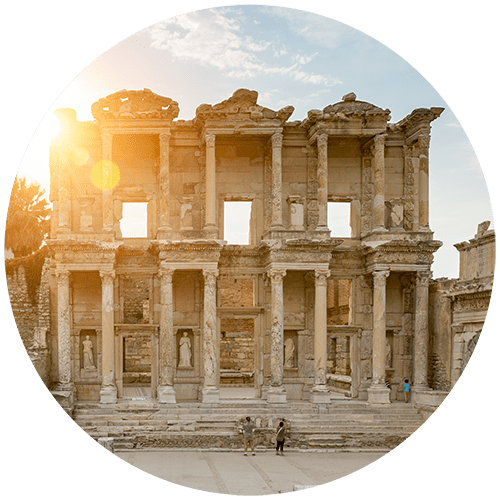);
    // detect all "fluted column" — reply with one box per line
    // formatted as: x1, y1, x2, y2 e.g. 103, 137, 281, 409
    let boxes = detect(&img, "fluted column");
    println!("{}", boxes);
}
157, 267, 176, 403
204, 133, 217, 230
317, 134, 329, 229
372, 134, 387, 231
311, 269, 331, 402
413, 270, 431, 391
418, 134, 430, 229
56, 269, 72, 388
102, 132, 114, 233
270, 131, 284, 229
201, 269, 220, 402
100, 270, 116, 403
267, 268, 287, 402
368, 269, 391, 404
159, 131, 172, 231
